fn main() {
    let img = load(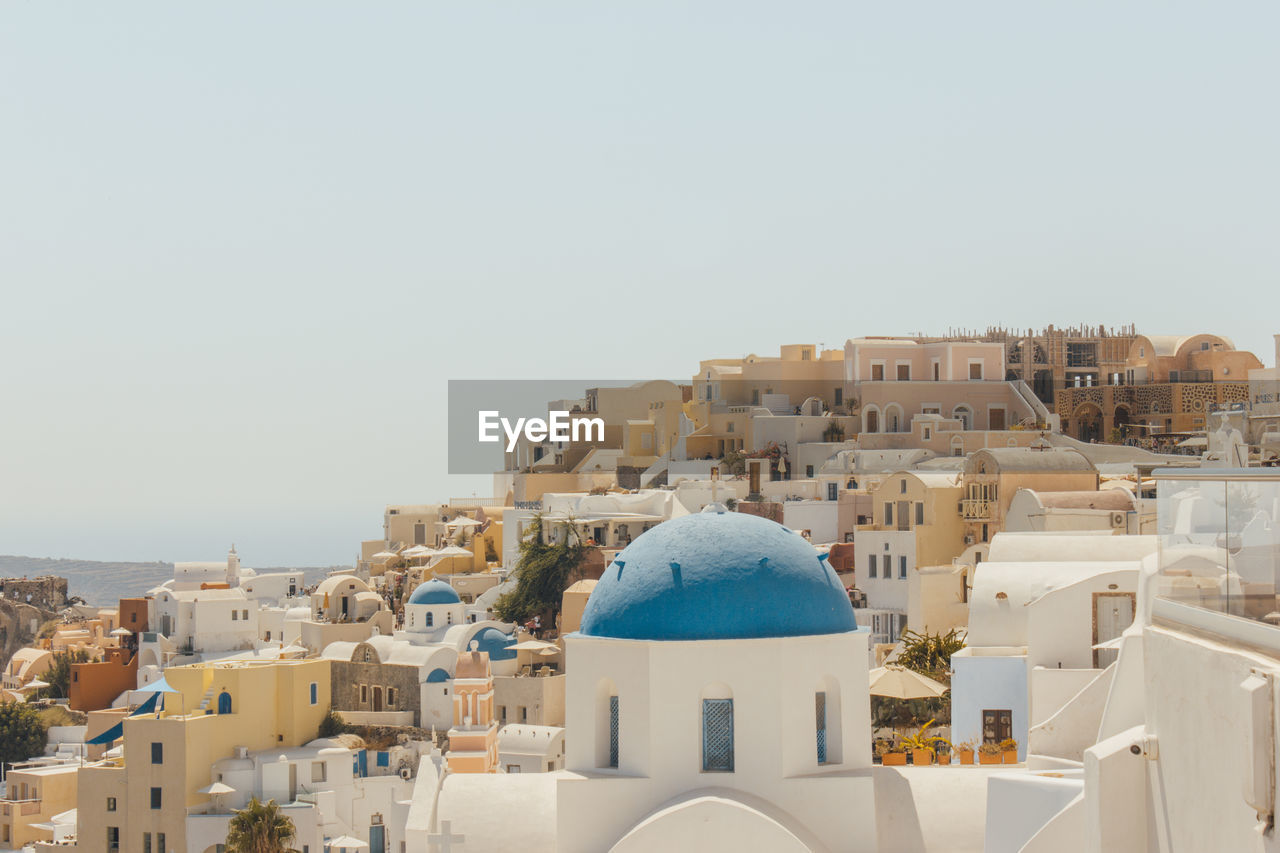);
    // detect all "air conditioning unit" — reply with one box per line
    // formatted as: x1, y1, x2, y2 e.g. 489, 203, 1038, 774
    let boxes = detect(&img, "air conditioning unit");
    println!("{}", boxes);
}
398, 761, 413, 780
1110, 512, 1126, 528
964, 535, 976, 545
